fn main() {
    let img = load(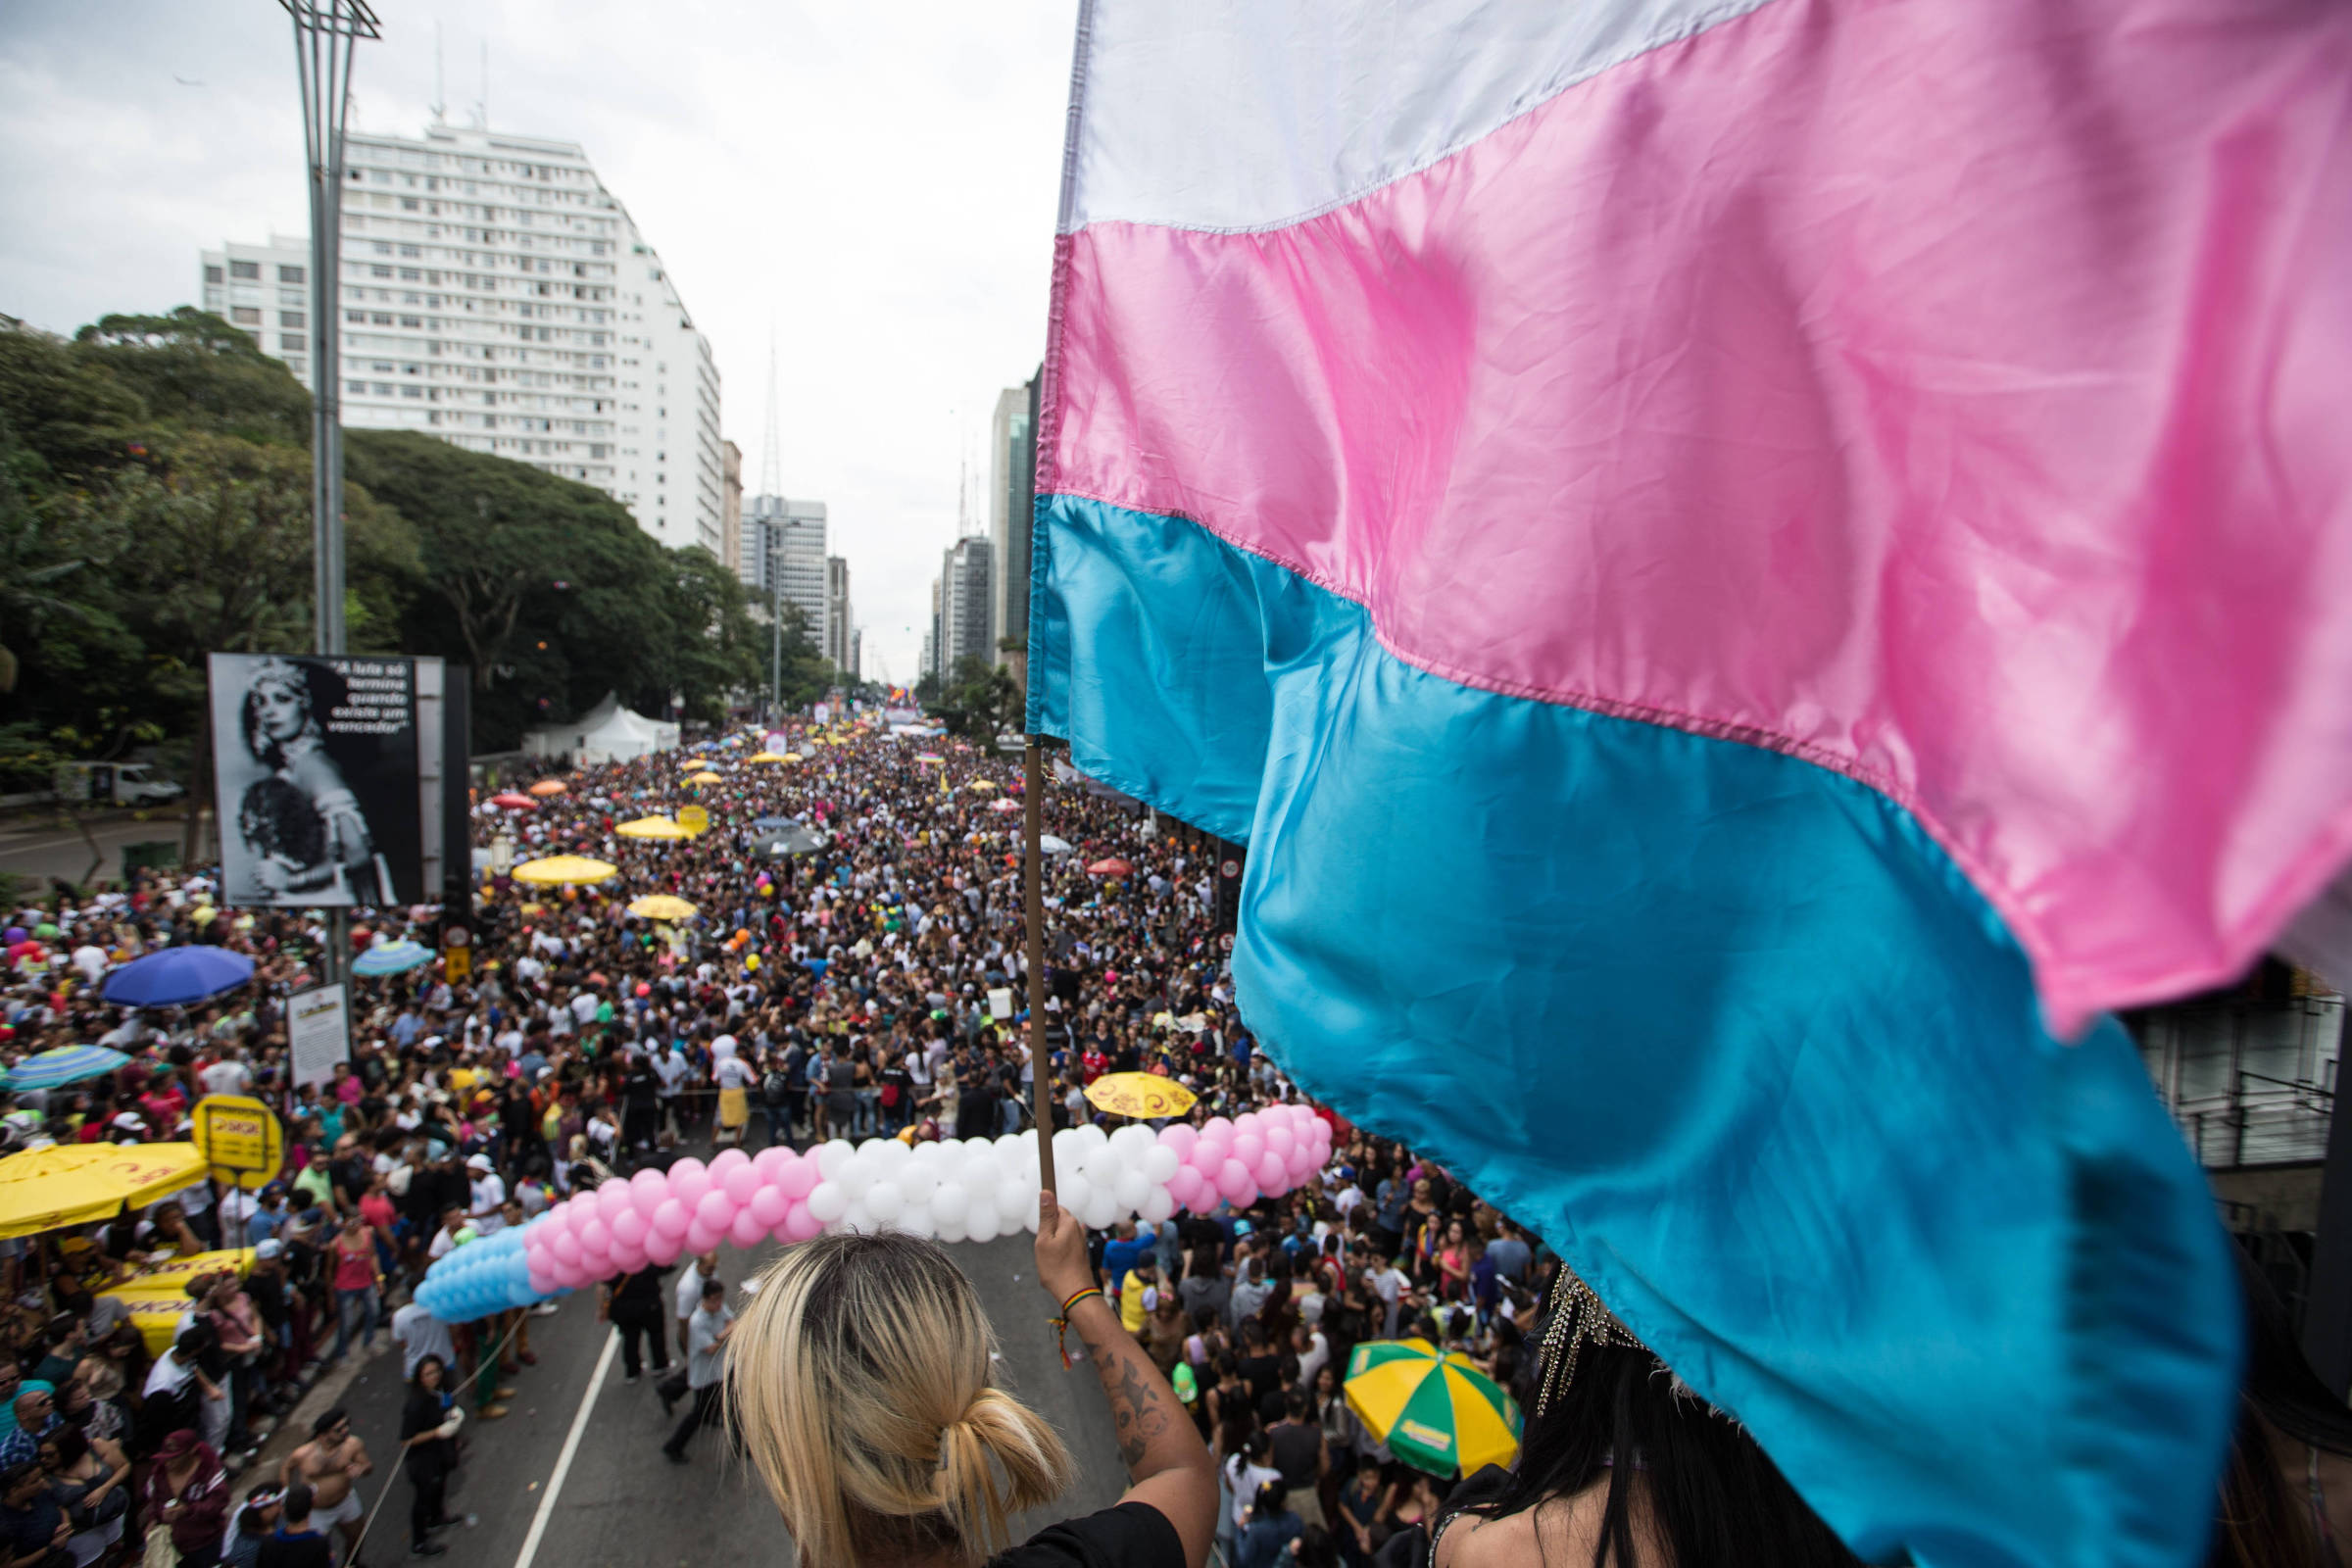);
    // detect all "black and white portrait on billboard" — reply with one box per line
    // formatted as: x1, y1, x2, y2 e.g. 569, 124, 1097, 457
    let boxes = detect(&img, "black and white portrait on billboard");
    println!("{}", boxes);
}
209, 654, 422, 907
